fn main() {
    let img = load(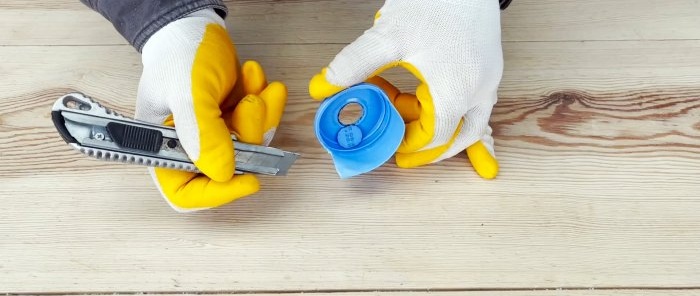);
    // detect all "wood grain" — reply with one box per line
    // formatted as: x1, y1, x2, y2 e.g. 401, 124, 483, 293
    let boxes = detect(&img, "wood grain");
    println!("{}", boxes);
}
46, 292, 700, 296
1, 0, 699, 46
2, 41, 700, 292
2, 0, 700, 294
3, 41, 700, 175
